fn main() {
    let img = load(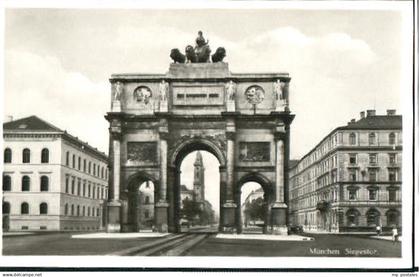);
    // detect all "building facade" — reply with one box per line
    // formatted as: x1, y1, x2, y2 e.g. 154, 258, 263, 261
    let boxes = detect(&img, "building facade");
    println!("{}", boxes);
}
289, 110, 402, 233
3, 116, 109, 231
